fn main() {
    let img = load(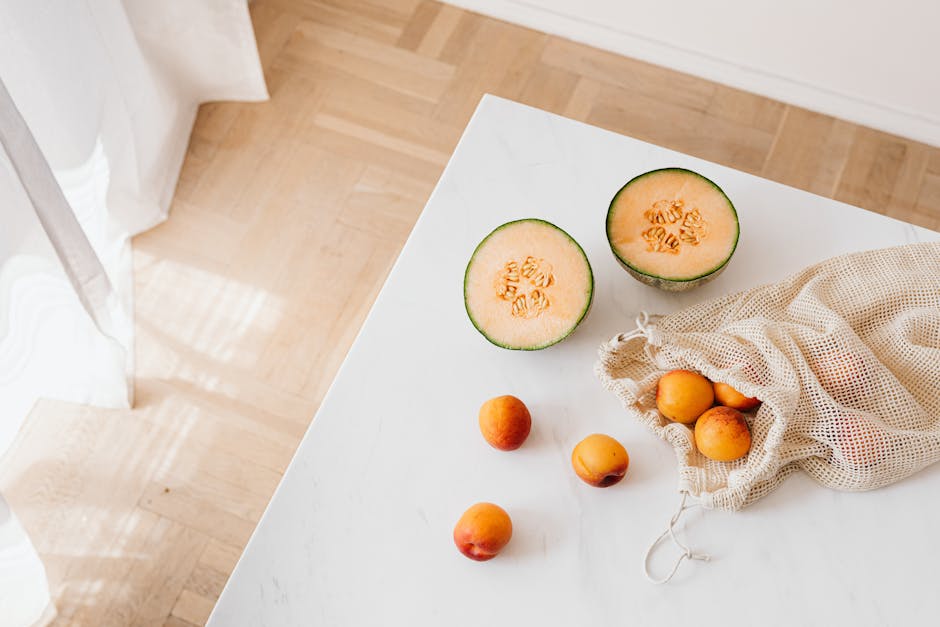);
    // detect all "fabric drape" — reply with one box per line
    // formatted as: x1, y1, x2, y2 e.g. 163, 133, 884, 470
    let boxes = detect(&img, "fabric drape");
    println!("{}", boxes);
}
0, 2, 268, 624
